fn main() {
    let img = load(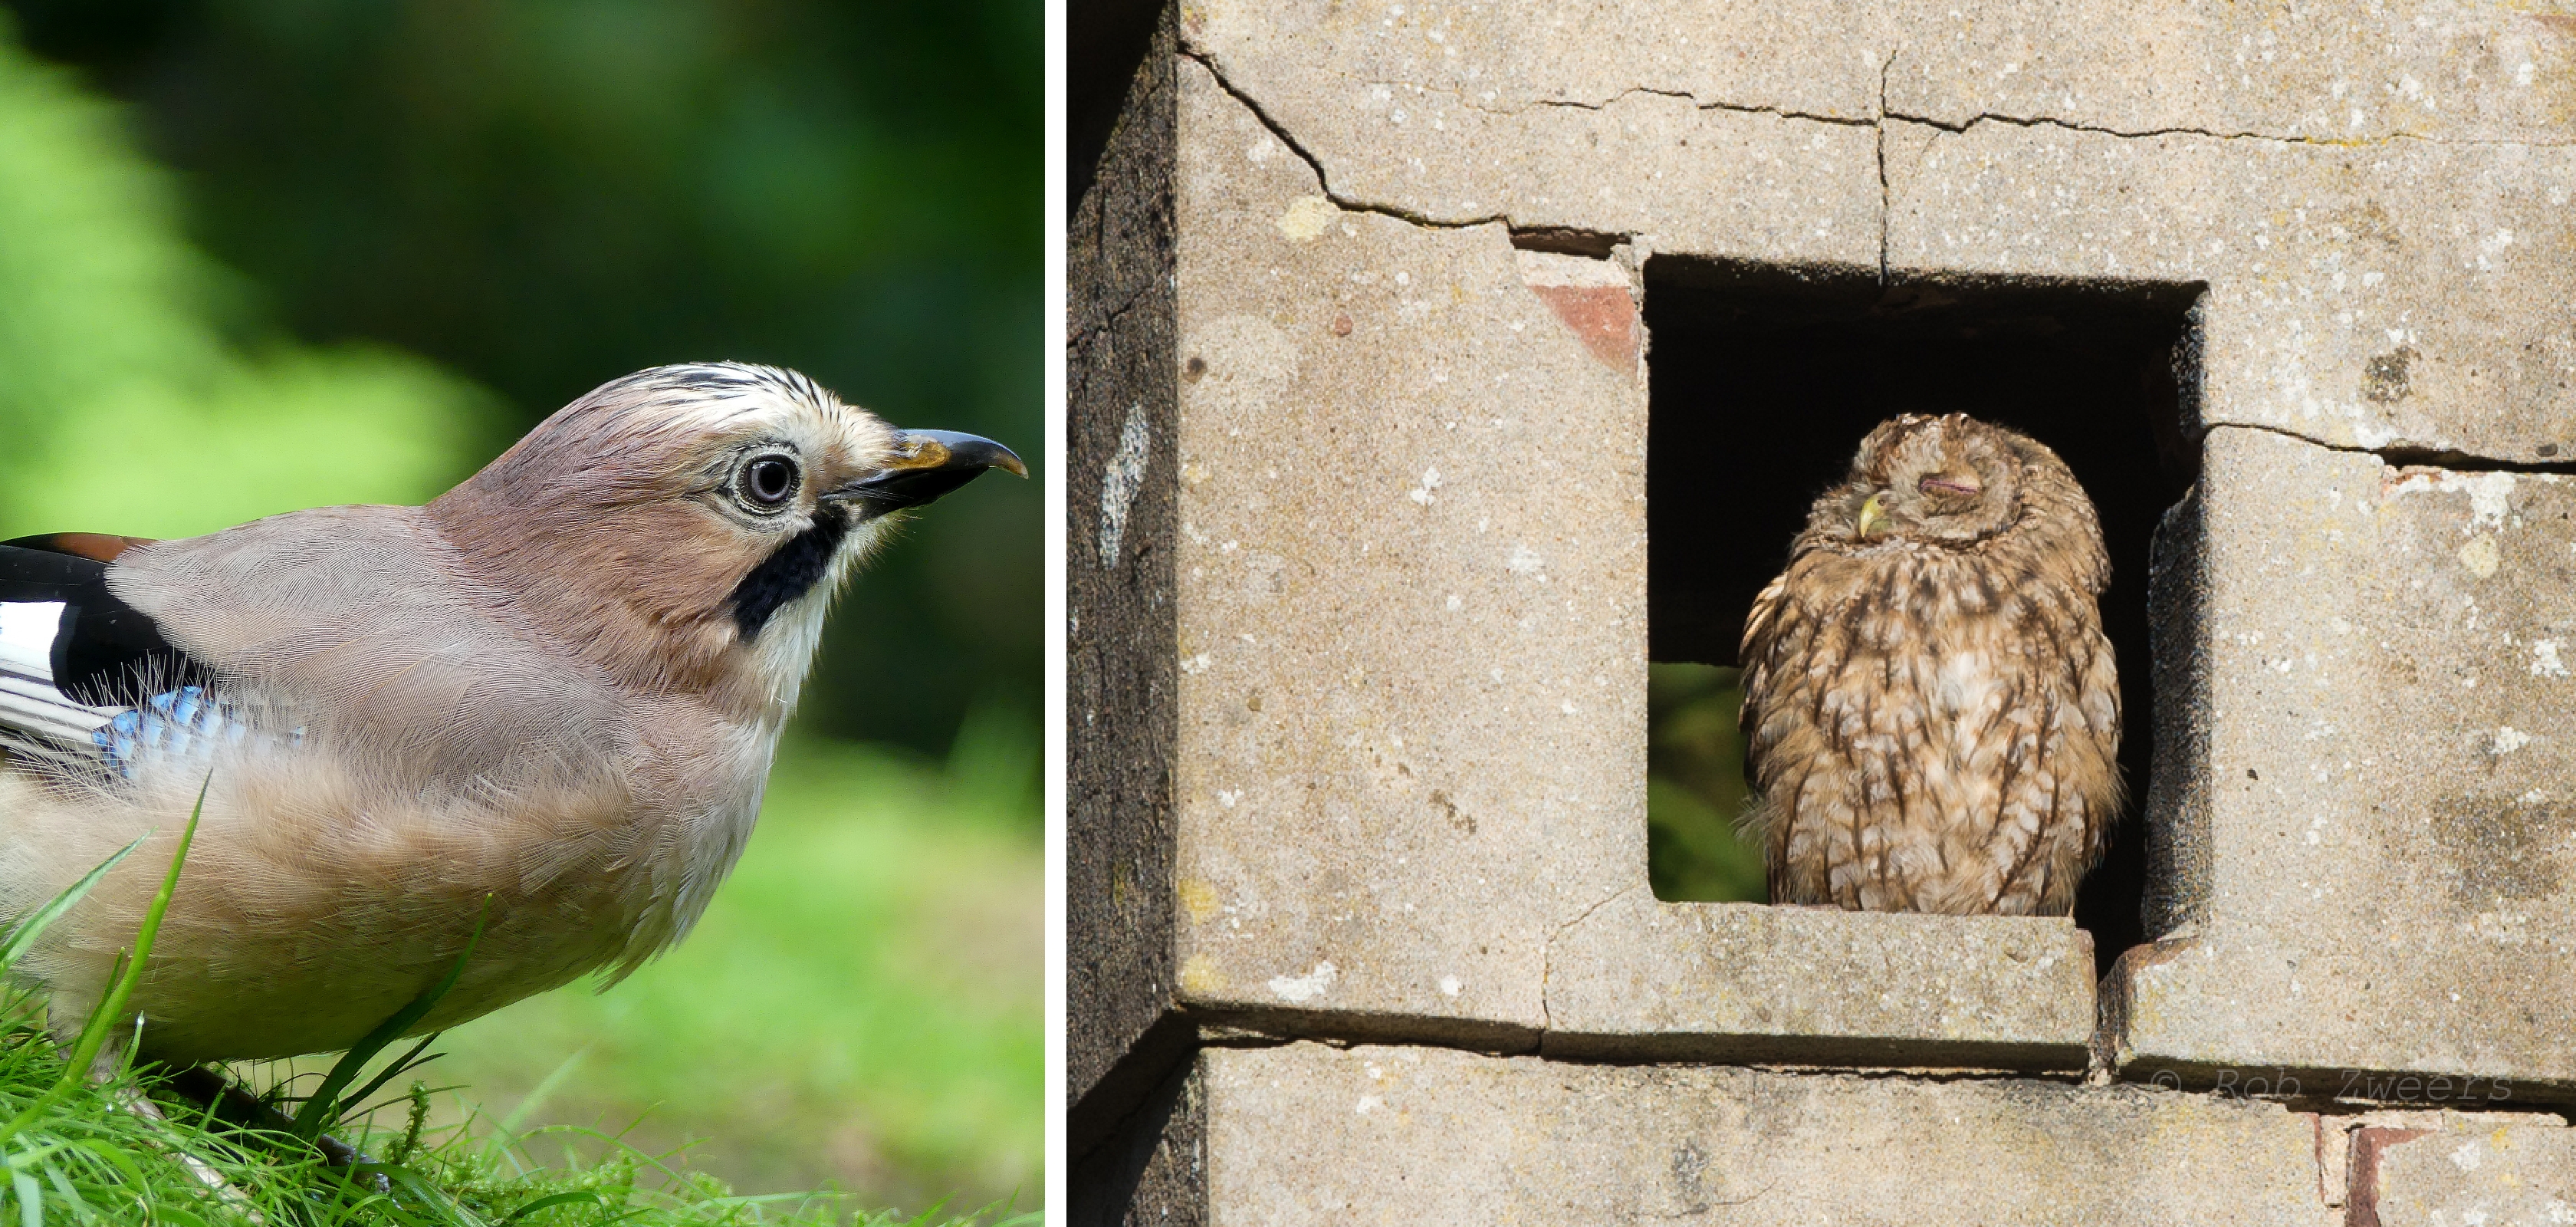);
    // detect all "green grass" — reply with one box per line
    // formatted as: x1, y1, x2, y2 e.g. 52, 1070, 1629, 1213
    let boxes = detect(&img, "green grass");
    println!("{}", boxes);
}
0, 734, 1039, 1225
0, 1023, 1024, 1226
399, 736, 1042, 1213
